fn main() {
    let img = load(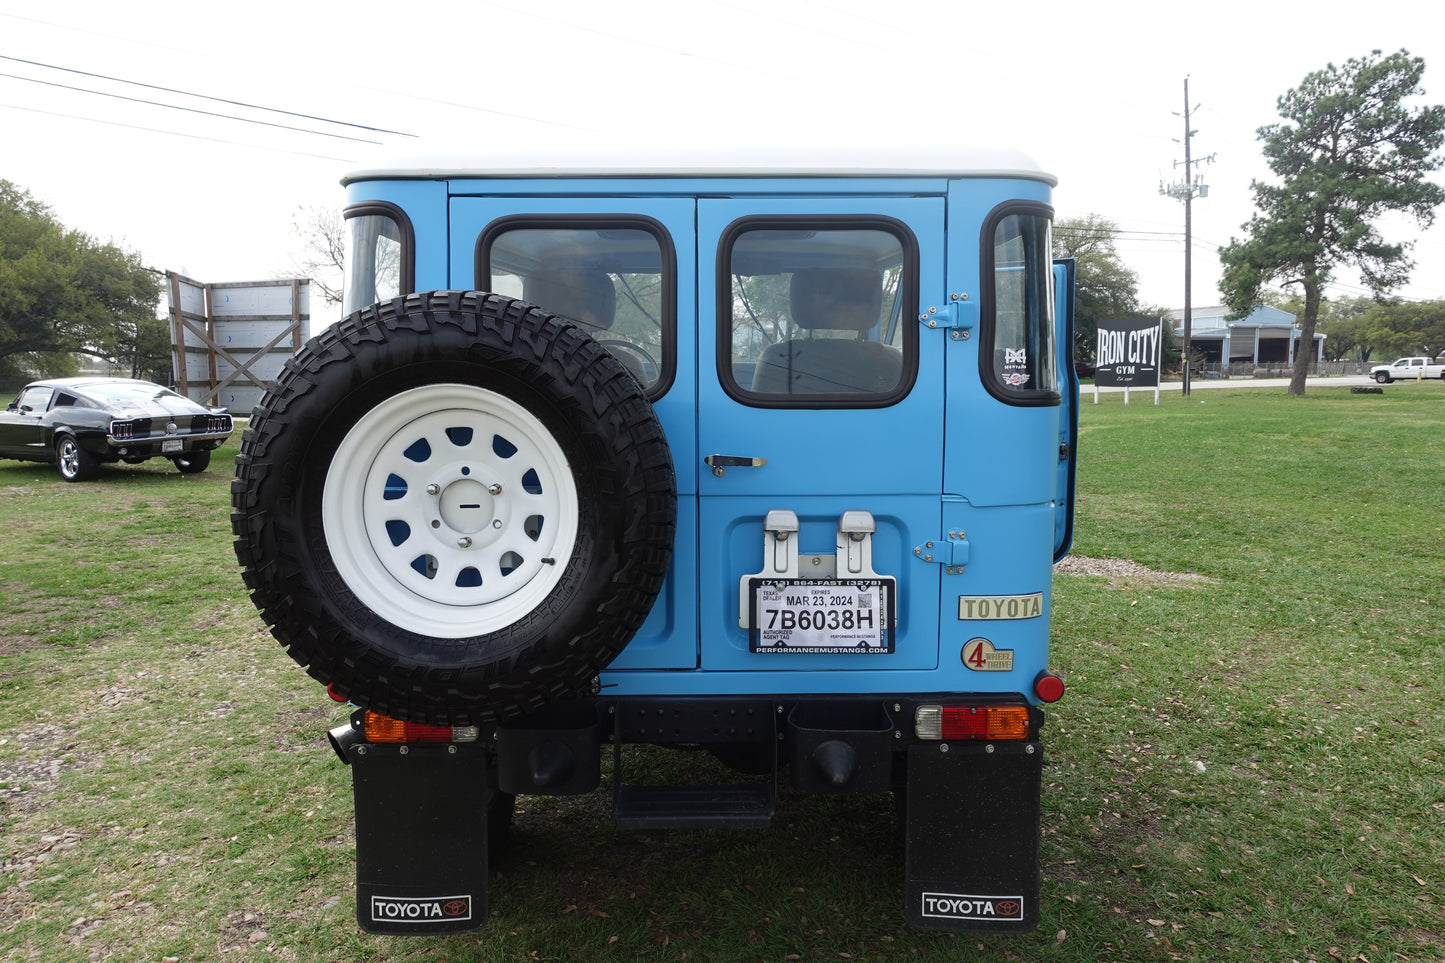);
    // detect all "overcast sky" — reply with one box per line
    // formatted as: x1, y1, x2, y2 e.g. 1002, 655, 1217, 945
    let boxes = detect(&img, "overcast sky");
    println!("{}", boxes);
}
4, 0, 1445, 328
